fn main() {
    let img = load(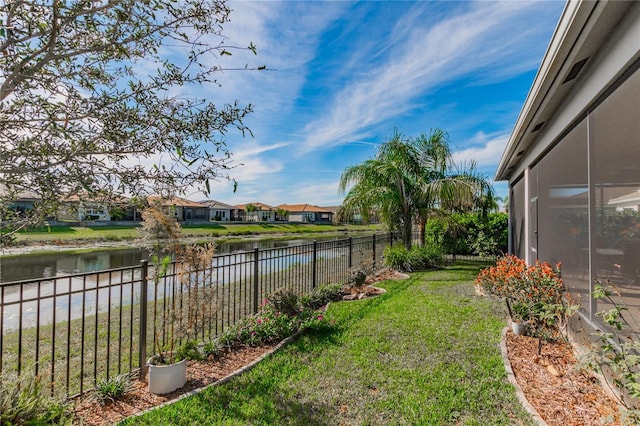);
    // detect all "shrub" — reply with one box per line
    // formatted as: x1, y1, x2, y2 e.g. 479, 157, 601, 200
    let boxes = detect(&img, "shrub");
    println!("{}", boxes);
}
214, 294, 328, 348
175, 339, 203, 361
383, 245, 444, 272
247, 303, 296, 345
267, 288, 300, 317
424, 212, 508, 256
0, 371, 71, 425
202, 339, 225, 360
94, 373, 132, 405
301, 283, 344, 310
347, 259, 375, 288
475, 255, 577, 347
